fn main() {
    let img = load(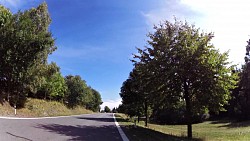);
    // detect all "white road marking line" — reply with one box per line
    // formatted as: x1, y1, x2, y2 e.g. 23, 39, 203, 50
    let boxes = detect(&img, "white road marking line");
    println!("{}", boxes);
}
113, 113, 129, 141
